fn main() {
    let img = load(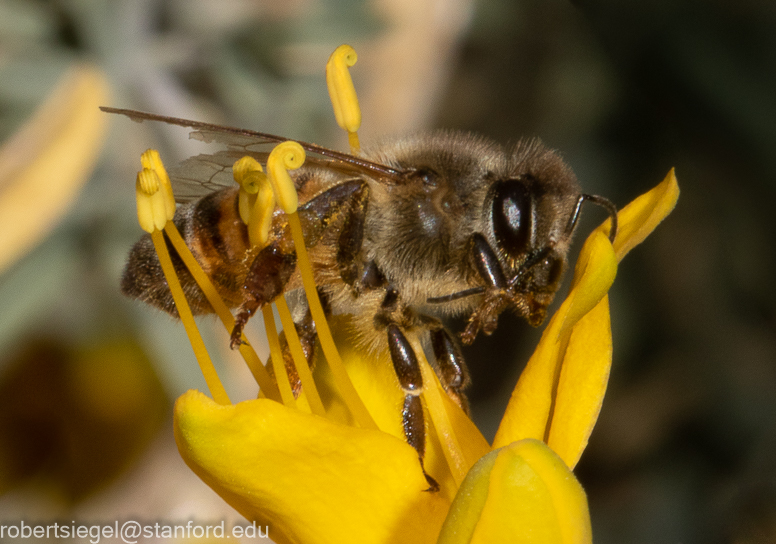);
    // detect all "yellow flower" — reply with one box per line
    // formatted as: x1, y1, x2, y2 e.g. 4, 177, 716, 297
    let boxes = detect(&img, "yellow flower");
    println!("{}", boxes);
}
171, 171, 679, 544
0, 64, 109, 274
